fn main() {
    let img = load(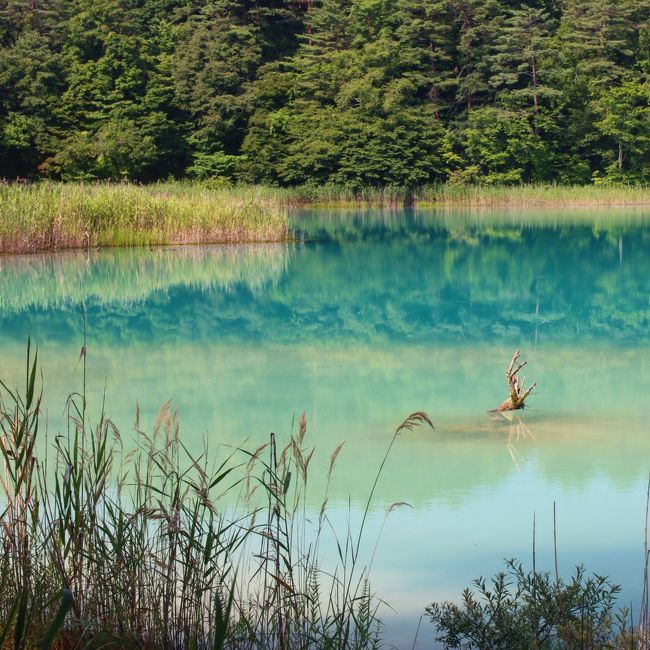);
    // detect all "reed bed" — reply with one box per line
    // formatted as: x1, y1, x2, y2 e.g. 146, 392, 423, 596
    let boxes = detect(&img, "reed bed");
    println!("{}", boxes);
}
0, 183, 291, 253
294, 183, 650, 207
4, 181, 650, 256
424, 183, 650, 207
0, 340, 430, 648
